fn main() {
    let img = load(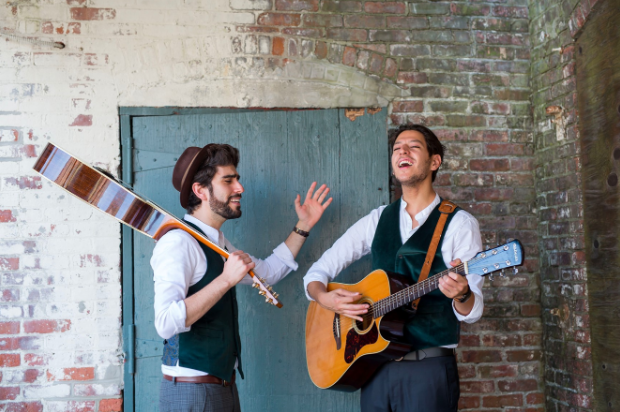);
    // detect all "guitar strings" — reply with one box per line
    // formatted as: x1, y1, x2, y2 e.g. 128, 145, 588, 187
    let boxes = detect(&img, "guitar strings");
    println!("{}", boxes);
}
372, 263, 466, 314
372, 247, 506, 316
336, 248, 511, 331
338, 263, 467, 331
